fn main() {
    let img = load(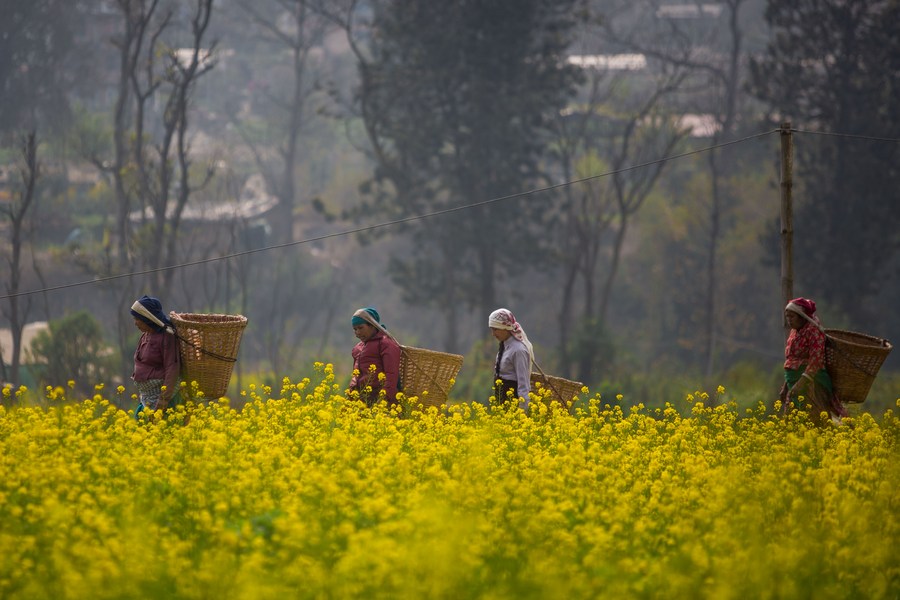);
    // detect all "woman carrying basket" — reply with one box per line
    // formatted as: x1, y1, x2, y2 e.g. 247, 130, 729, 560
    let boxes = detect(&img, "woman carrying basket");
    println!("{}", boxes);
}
780, 297, 848, 426
488, 308, 534, 409
130, 295, 180, 417
348, 307, 401, 408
